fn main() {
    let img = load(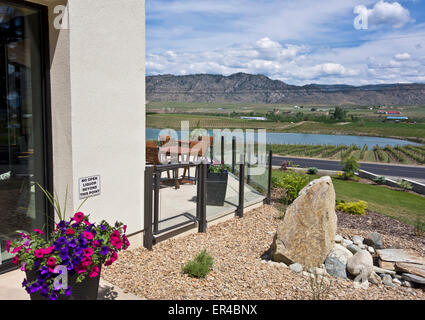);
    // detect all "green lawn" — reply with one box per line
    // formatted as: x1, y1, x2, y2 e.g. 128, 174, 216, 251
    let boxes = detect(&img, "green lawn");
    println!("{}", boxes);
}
272, 170, 425, 227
